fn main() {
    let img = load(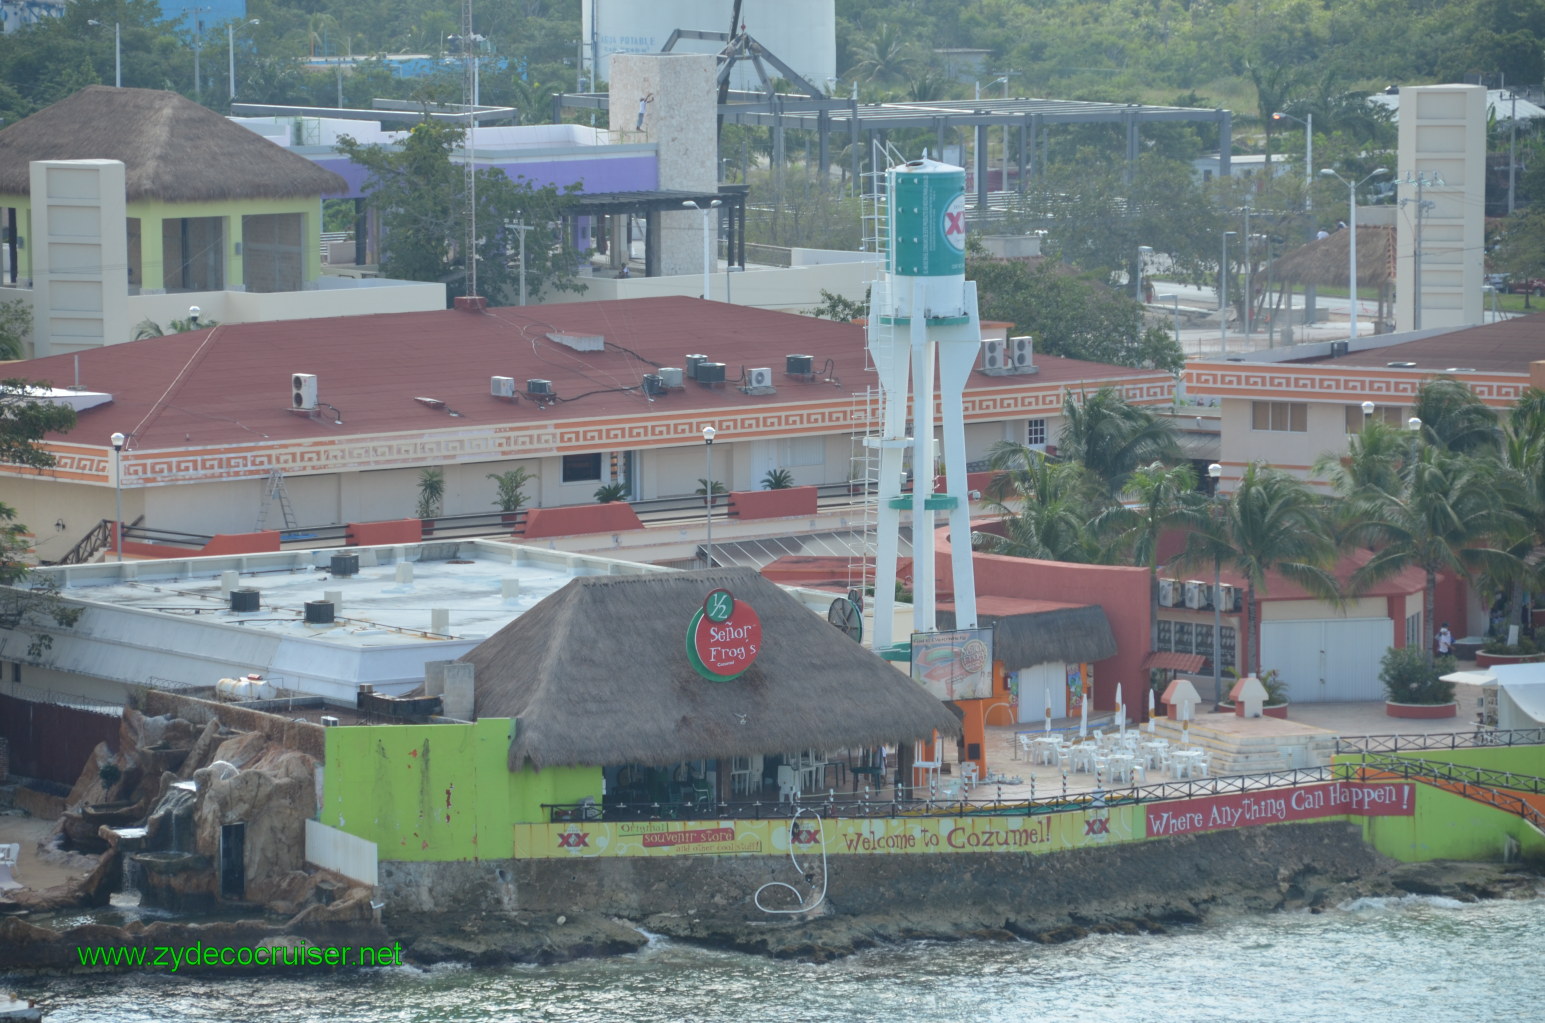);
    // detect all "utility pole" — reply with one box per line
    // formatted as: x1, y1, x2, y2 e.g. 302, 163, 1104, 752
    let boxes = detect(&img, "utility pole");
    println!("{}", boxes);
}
511, 222, 532, 305
1402, 171, 1441, 331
